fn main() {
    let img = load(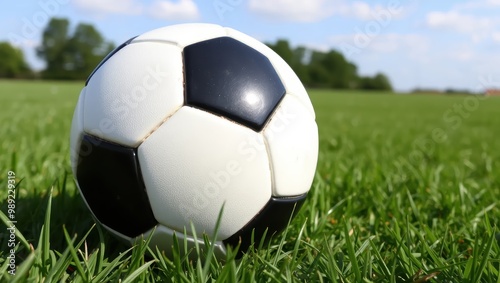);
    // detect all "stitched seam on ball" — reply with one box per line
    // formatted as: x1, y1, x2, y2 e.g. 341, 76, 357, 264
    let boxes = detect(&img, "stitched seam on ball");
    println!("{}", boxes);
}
140, 106, 183, 144
262, 134, 276, 197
